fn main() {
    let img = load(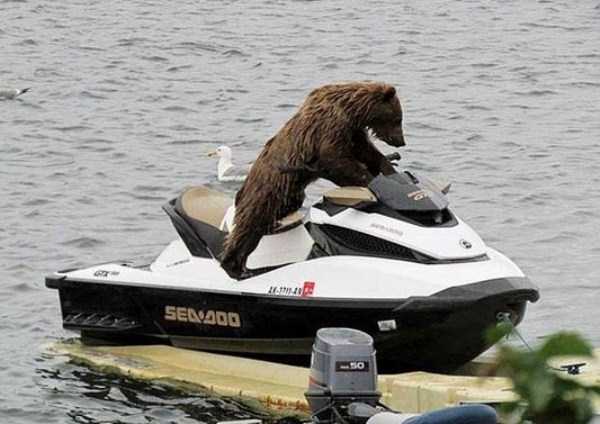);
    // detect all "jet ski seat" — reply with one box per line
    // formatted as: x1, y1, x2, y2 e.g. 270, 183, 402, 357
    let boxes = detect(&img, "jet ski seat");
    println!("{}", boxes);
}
276, 210, 304, 231
180, 186, 233, 229
221, 206, 304, 234
219, 205, 313, 271
162, 186, 232, 260
163, 186, 314, 274
176, 186, 303, 234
